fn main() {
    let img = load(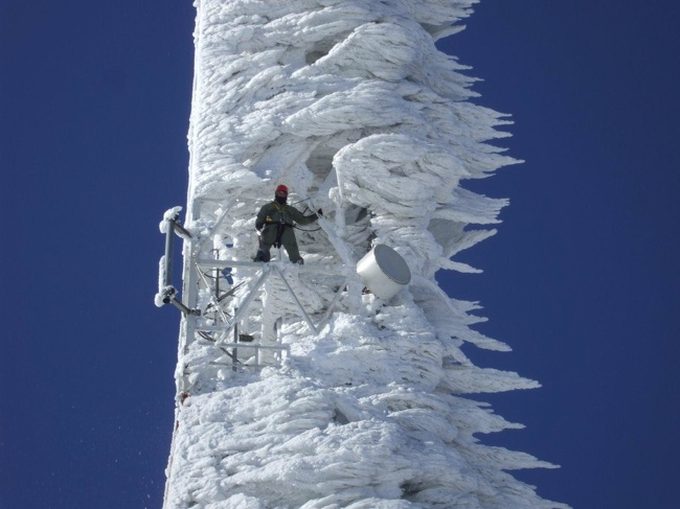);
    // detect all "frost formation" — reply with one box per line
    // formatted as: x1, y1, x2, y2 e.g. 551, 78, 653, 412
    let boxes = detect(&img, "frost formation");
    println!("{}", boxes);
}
163, 1, 567, 508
